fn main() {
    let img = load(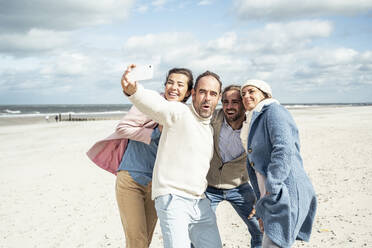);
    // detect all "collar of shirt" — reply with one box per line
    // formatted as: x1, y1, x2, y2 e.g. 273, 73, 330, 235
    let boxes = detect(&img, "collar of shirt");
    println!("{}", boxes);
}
218, 116, 245, 163
222, 116, 241, 134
